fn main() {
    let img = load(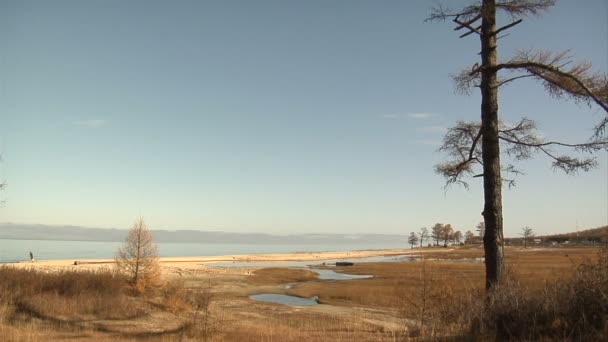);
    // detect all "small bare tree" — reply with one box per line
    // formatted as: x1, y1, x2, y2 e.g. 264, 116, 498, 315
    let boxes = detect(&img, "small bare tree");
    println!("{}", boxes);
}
185, 284, 218, 341
419, 227, 429, 248
116, 217, 161, 293
453, 230, 463, 245
520, 226, 535, 248
476, 222, 485, 239
408, 232, 419, 249
441, 224, 454, 247
428, 0, 608, 289
464, 230, 476, 245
